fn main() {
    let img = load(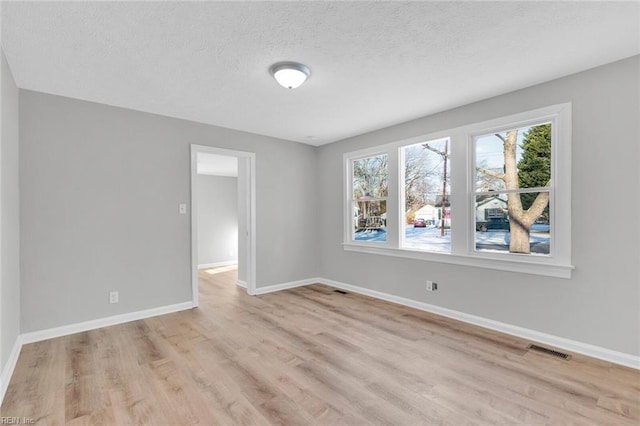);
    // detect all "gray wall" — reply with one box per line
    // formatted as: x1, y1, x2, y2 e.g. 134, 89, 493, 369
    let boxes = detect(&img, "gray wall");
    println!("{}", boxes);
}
11, 54, 640, 359
1, 50, 21, 371
317, 56, 640, 356
19, 91, 318, 332
196, 174, 238, 267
